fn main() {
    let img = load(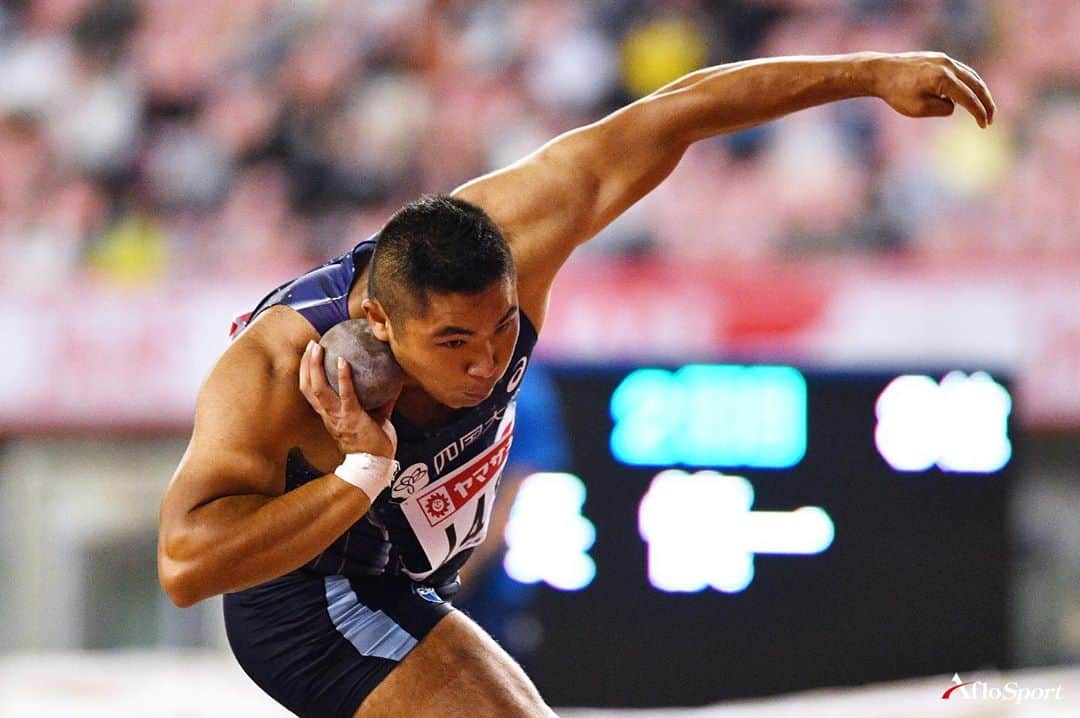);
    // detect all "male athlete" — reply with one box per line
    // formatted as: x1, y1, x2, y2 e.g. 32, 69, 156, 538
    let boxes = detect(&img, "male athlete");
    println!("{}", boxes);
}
159, 52, 994, 717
